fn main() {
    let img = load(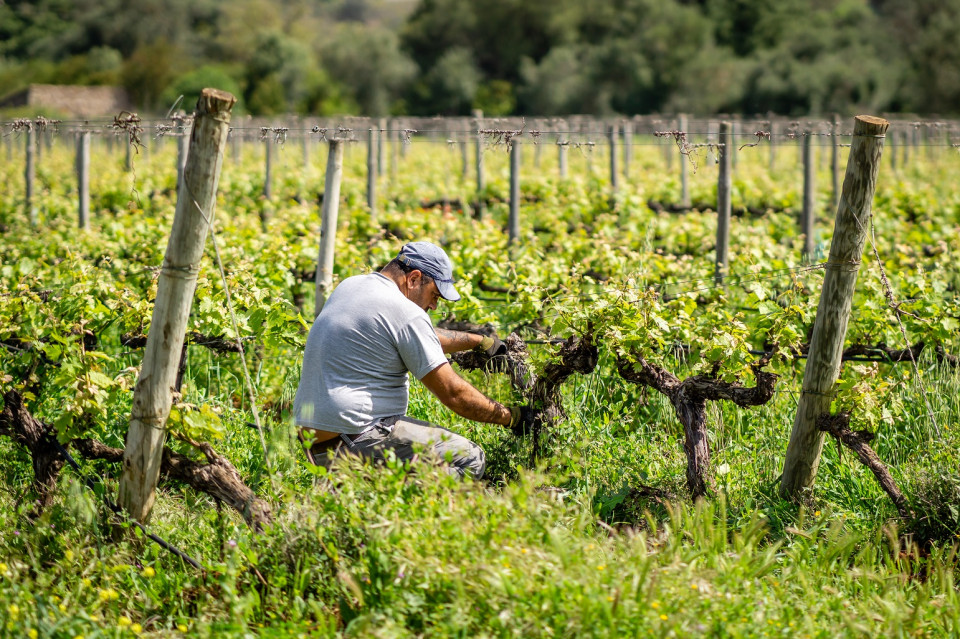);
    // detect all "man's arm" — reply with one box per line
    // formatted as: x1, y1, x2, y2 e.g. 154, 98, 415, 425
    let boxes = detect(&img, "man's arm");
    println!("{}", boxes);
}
420, 362, 513, 426
434, 328, 485, 354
